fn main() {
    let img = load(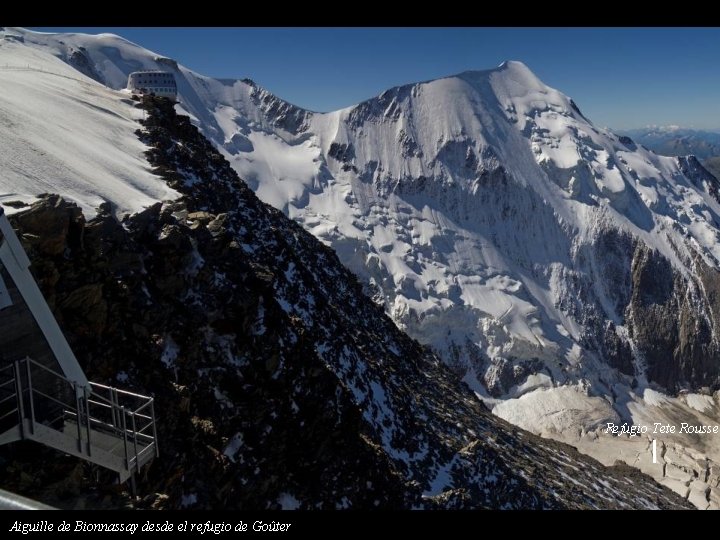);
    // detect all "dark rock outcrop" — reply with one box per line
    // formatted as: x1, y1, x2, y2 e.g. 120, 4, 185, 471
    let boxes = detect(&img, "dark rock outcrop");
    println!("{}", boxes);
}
677, 155, 720, 204
626, 244, 720, 391
67, 47, 102, 84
